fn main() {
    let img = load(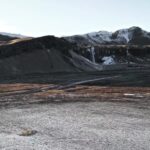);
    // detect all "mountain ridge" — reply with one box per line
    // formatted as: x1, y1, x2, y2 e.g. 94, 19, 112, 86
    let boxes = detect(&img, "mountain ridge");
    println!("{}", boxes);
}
0, 27, 149, 76
1, 26, 150, 46
64, 26, 150, 46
